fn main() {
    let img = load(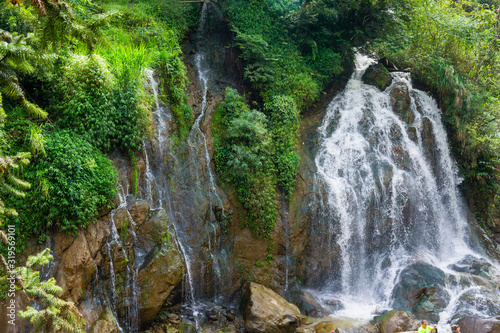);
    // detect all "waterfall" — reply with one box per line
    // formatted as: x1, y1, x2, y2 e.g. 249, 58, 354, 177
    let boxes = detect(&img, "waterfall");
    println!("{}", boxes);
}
312, 53, 500, 326
184, 0, 226, 303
